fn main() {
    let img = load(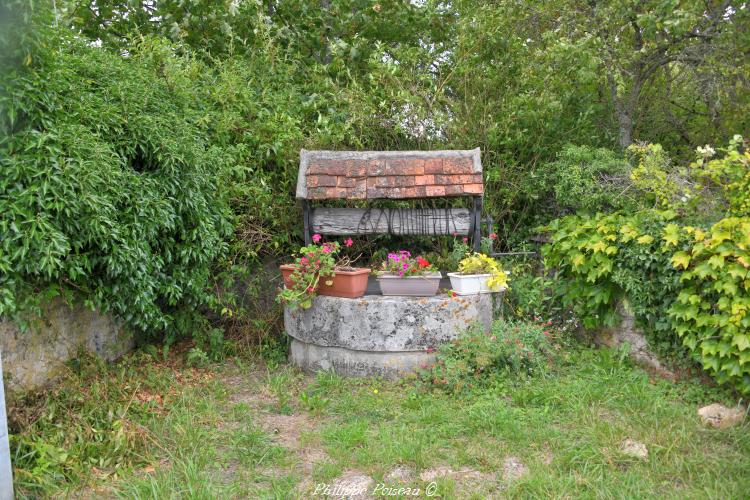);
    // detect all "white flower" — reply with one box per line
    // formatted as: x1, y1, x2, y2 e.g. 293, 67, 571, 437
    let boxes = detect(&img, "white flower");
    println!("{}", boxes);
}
733, 134, 743, 142
697, 145, 715, 157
